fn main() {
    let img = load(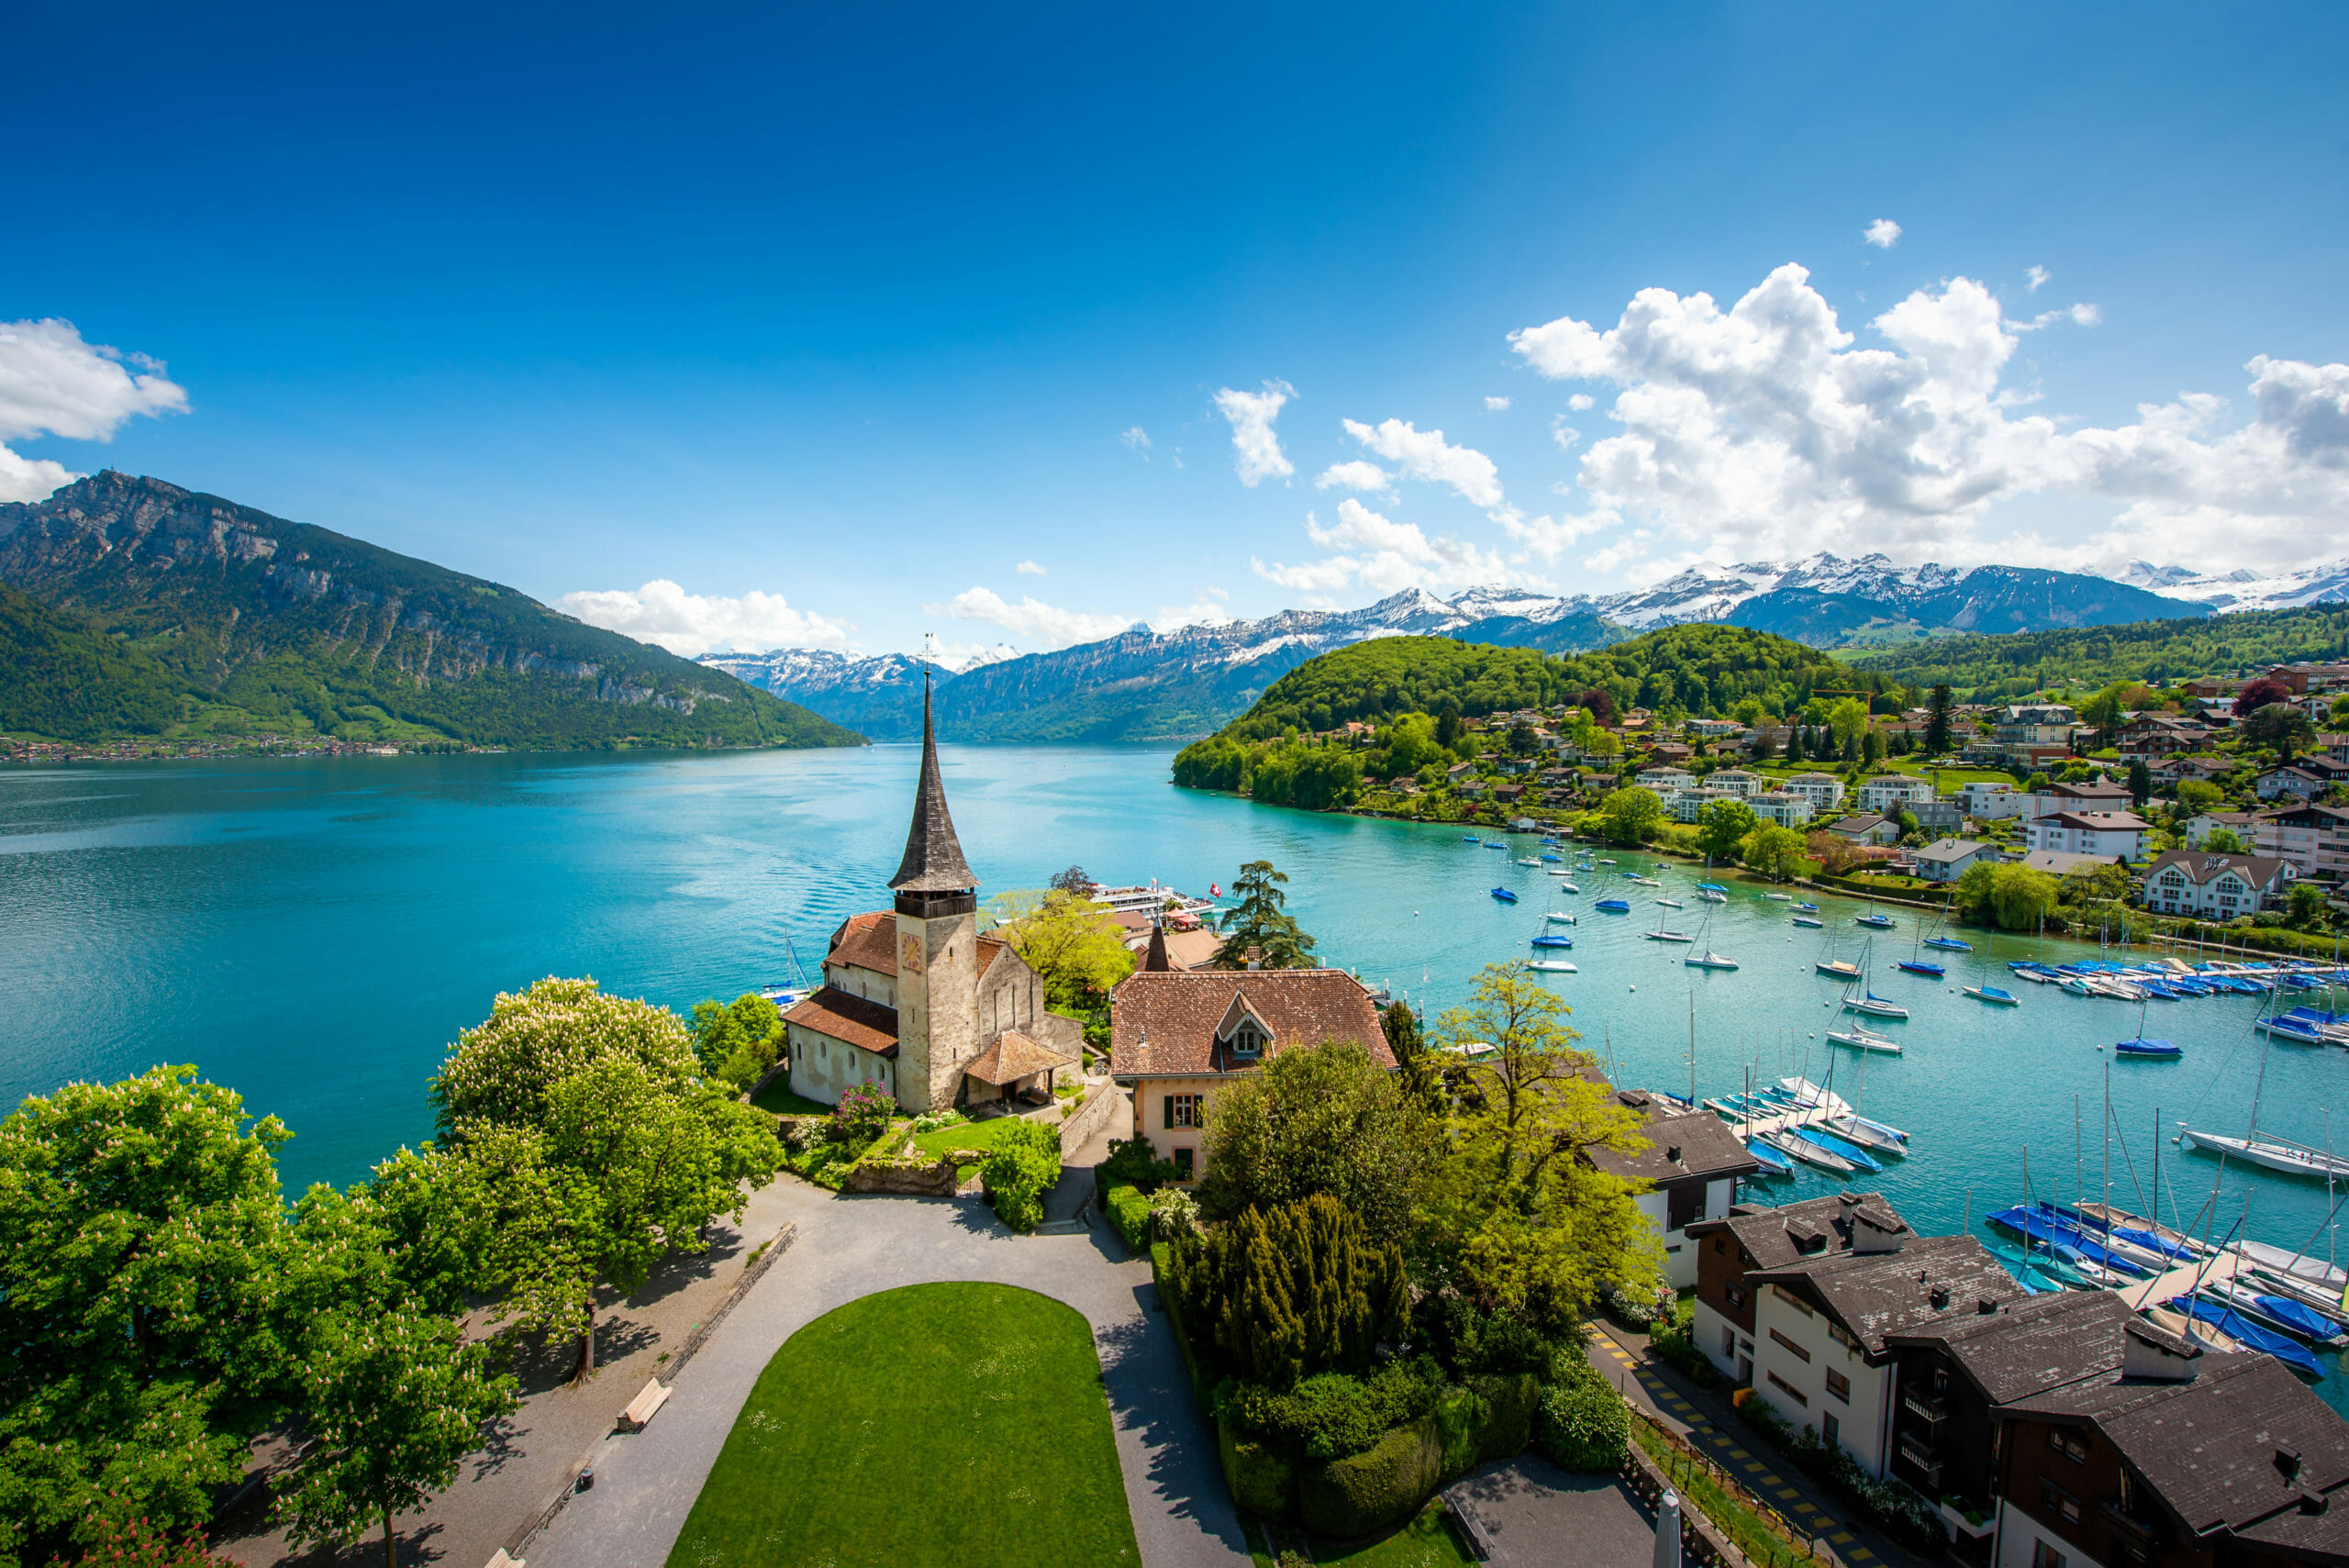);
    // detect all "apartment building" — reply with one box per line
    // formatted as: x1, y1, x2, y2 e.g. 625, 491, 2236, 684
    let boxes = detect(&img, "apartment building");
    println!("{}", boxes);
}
2023, 810, 2152, 860
1753, 791, 1817, 828
2254, 802, 2349, 888
1708, 768, 1764, 799
1639, 766, 1698, 795
2142, 850, 2295, 917
1690, 1195, 1909, 1392
1780, 772, 1849, 813
1959, 781, 2027, 820
1858, 775, 1940, 814
1671, 786, 1737, 823
1577, 1086, 1757, 1290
